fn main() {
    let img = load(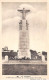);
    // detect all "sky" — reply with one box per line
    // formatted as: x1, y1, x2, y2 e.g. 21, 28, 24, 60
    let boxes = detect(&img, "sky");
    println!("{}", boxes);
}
2, 2, 47, 52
